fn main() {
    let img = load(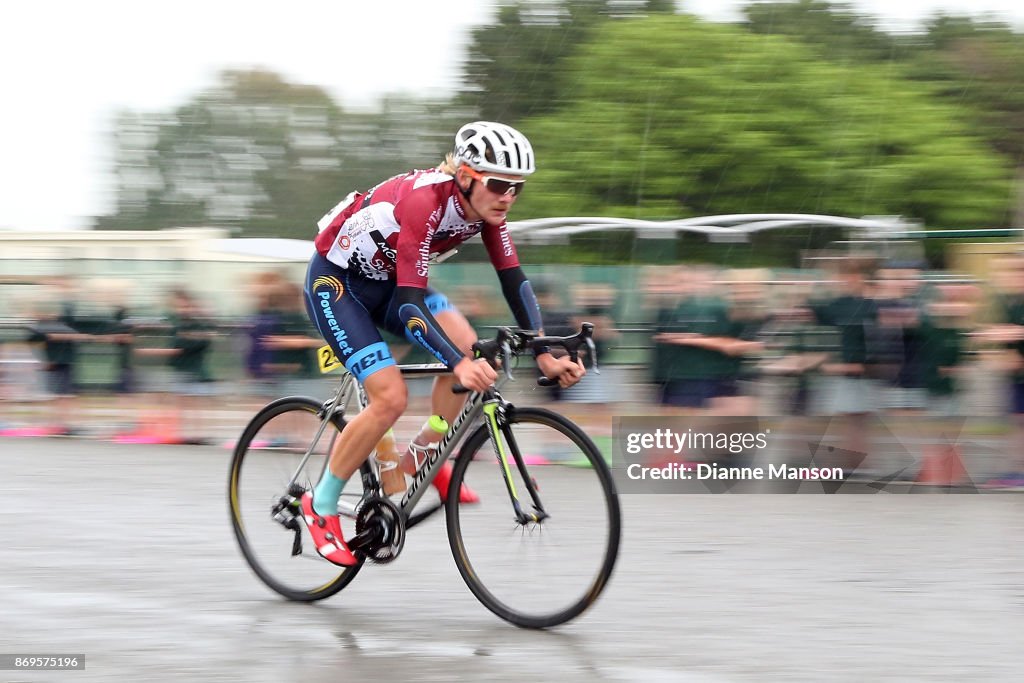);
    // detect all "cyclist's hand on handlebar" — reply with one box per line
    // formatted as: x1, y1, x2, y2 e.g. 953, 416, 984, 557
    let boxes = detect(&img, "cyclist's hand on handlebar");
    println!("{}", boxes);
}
537, 352, 586, 389
453, 357, 498, 393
